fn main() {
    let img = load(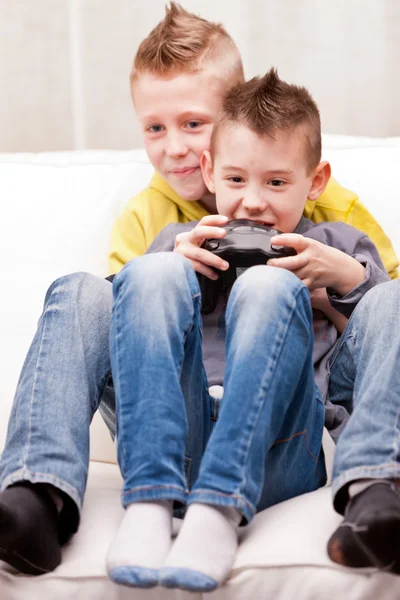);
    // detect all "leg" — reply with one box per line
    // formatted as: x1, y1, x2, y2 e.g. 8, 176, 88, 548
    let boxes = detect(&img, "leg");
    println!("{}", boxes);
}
161, 266, 326, 591
0, 272, 113, 573
107, 253, 211, 588
328, 279, 400, 571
